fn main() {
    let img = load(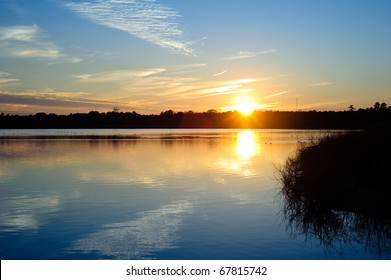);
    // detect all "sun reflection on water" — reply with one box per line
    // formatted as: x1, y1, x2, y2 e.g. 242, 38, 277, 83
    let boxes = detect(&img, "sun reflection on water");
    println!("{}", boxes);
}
216, 130, 261, 177
236, 130, 259, 159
